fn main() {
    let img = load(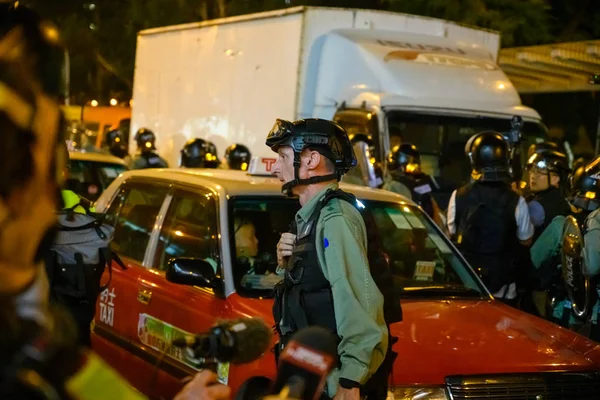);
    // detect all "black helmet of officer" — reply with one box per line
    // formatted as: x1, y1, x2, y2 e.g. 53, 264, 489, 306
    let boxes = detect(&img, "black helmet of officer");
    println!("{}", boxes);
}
105, 129, 127, 158
265, 118, 357, 196
527, 141, 561, 159
348, 133, 373, 146
526, 149, 570, 177
465, 132, 510, 182
134, 128, 156, 152
181, 138, 219, 168
570, 157, 600, 211
225, 144, 251, 171
106, 129, 124, 146
388, 143, 421, 176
